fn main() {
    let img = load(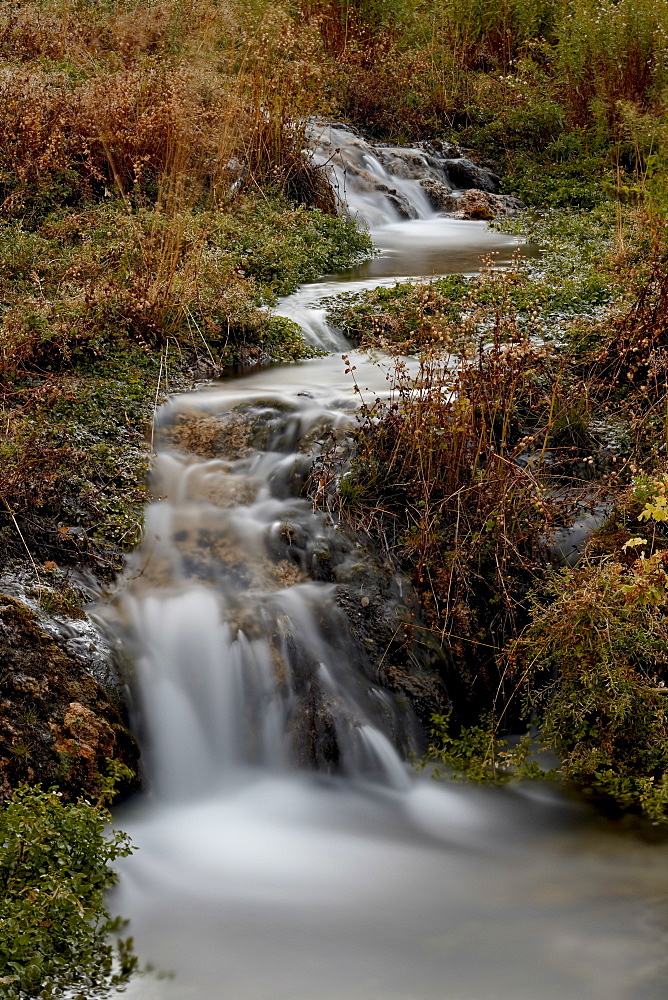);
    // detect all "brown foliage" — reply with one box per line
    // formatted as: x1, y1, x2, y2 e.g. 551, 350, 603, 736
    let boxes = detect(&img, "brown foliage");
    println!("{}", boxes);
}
315, 336, 566, 710
593, 245, 668, 394
0, 2, 330, 214
0, 594, 139, 802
